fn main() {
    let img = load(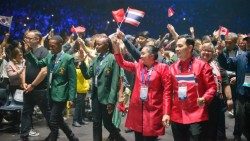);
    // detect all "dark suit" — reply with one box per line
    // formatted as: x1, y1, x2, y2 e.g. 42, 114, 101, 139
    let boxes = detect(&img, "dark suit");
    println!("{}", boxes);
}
80, 52, 121, 141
